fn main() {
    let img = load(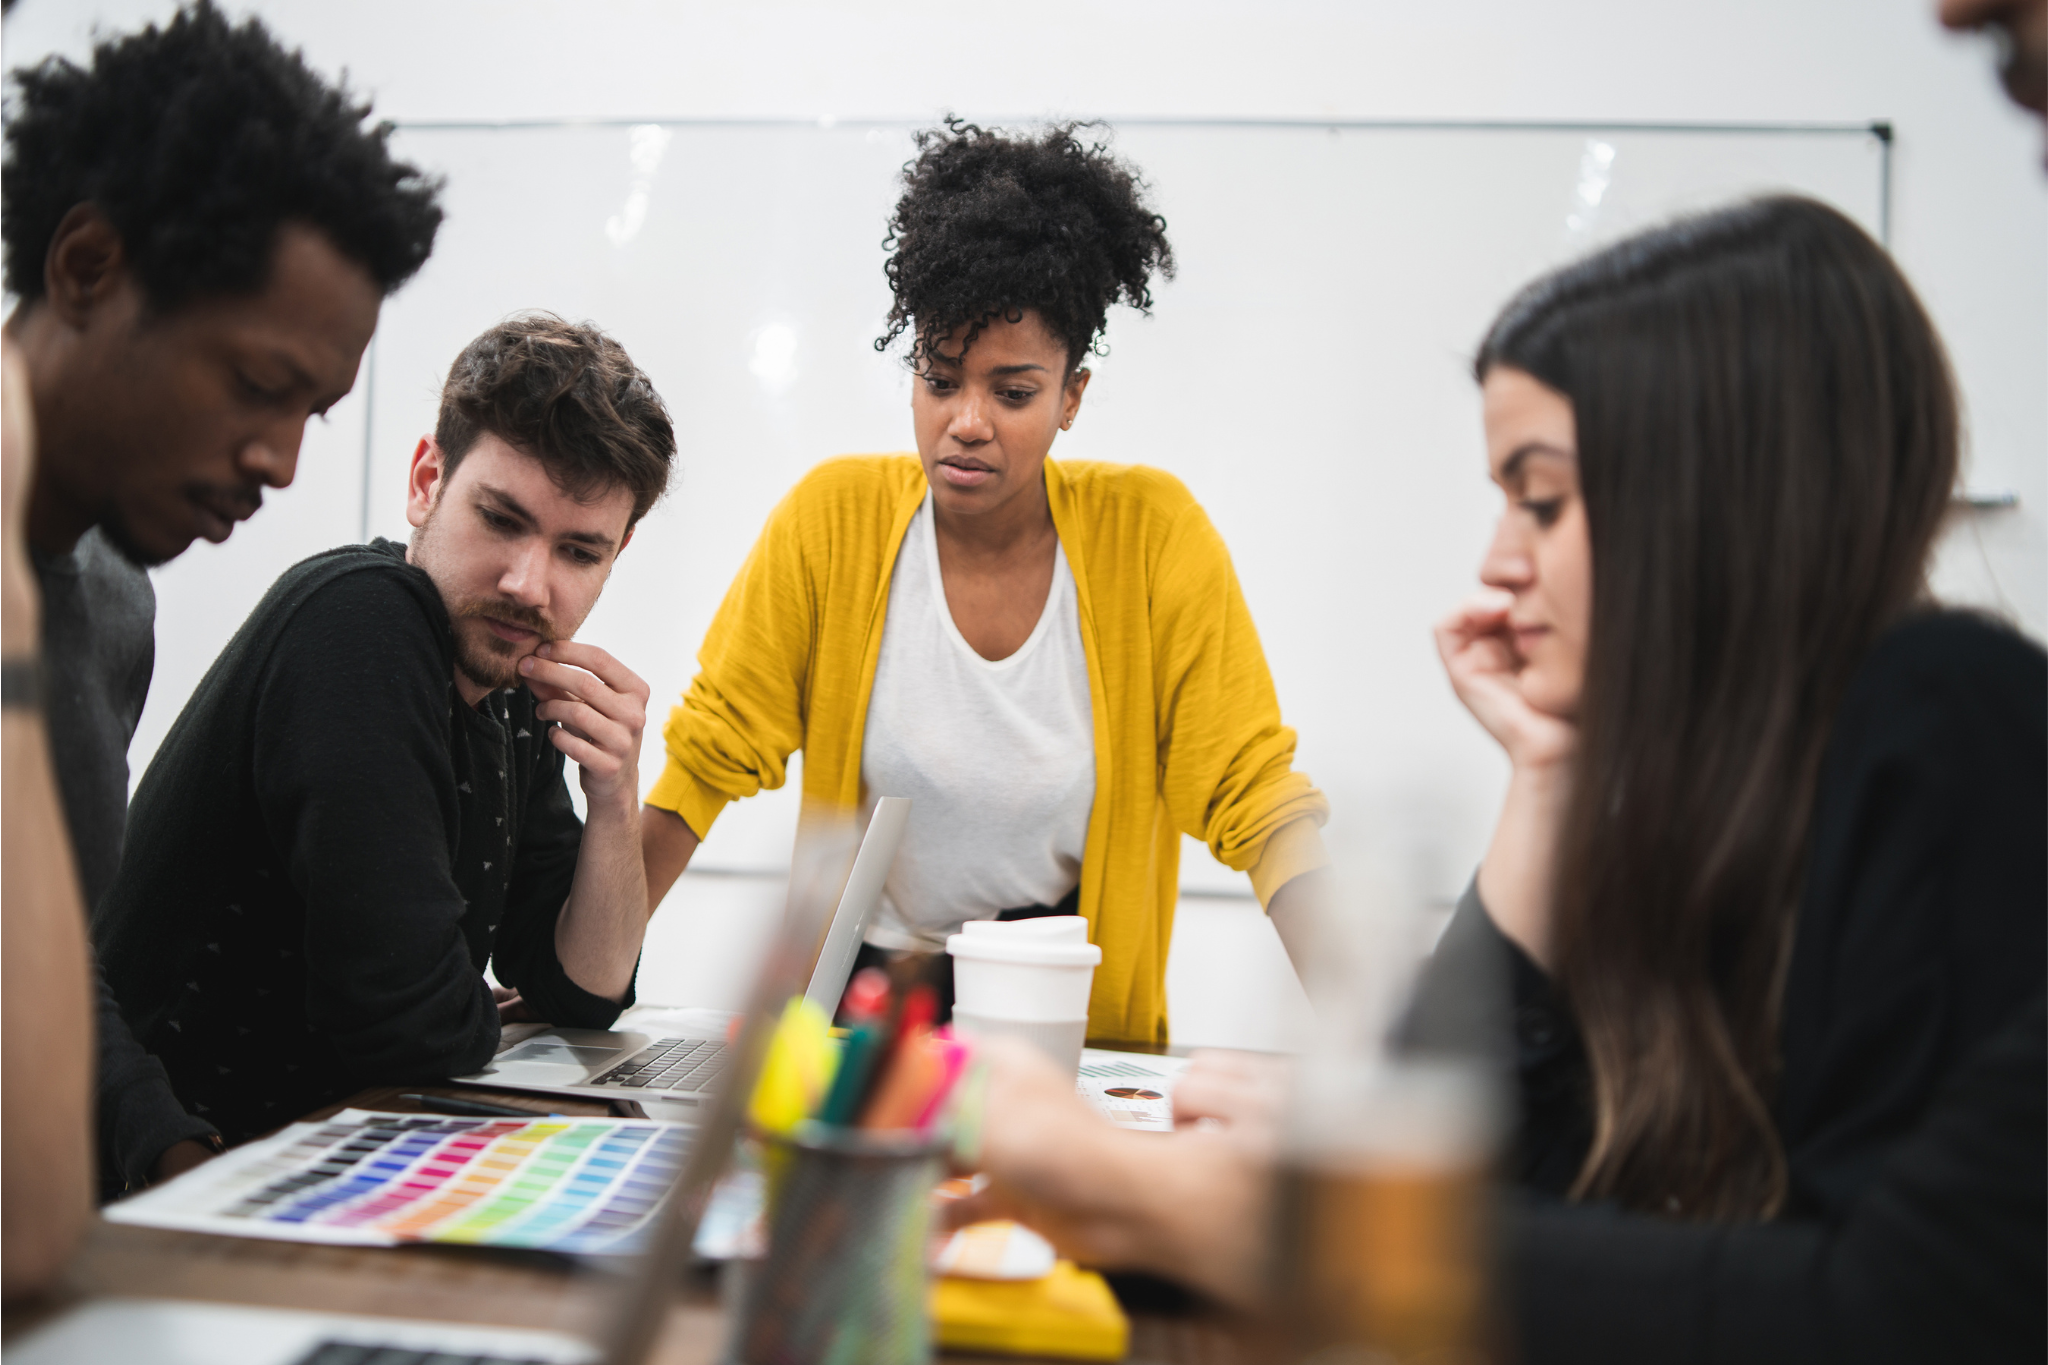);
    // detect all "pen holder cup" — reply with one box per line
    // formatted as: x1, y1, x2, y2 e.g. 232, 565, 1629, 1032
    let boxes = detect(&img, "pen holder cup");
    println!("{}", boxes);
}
725, 1124, 947, 1365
